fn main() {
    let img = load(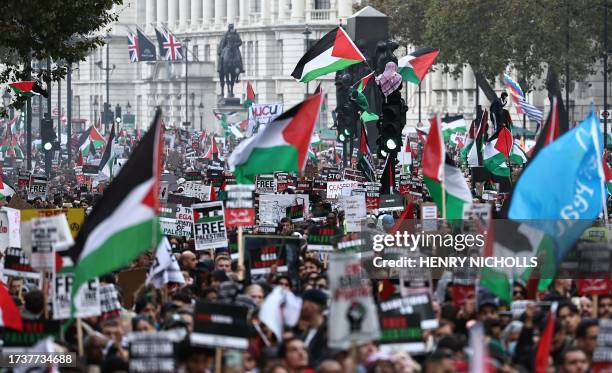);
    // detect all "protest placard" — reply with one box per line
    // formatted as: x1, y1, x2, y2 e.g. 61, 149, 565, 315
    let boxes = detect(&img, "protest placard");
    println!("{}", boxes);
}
421, 204, 438, 232
244, 235, 300, 280
53, 272, 101, 320
250, 102, 283, 125
0, 207, 20, 251
379, 194, 404, 212
193, 201, 228, 250
593, 319, 612, 372
82, 164, 99, 175
258, 194, 309, 225
286, 202, 305, 222
183, 181, 212, 201
191, 302, 250, 349
28, 175, 48, 199
2, 247, 42, 286
365, 182, 381, 210
307, 226, 340, 252
378, 296, 425, 353
20, 208, 85, 239
255, 174, 276, 194
326, 181, 358, 200
328, 252, 380, 349
225, 185, 255, 227
2, 320, 61, 350
129, 330, 186, 373
274, 172, 293, 193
